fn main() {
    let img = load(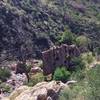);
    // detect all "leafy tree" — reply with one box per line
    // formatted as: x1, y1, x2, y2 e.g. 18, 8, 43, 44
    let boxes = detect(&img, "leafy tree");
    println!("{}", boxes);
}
53, 67, 70, 82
